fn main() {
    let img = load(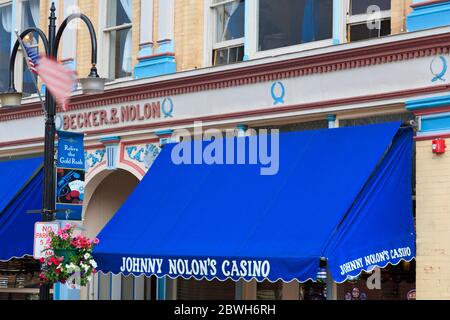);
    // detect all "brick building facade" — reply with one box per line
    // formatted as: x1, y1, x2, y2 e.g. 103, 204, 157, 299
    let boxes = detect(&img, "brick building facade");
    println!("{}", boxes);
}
0, 0, 450, 300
